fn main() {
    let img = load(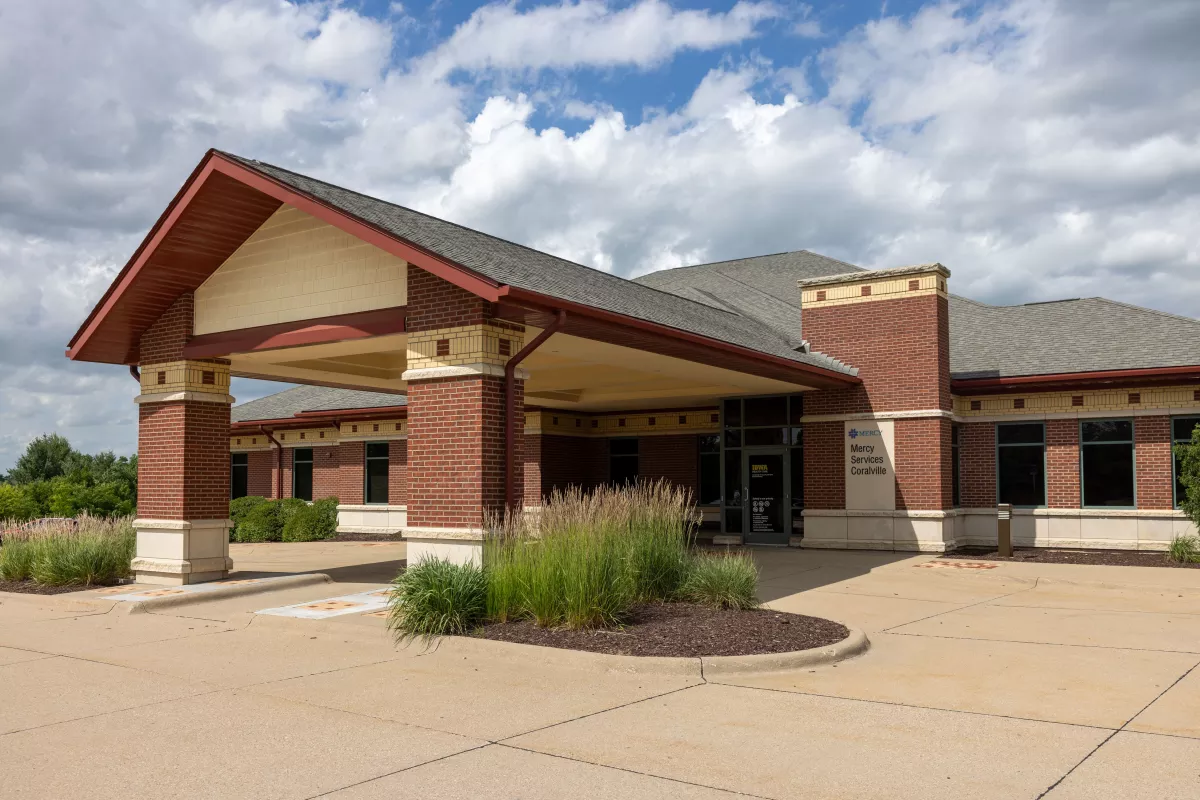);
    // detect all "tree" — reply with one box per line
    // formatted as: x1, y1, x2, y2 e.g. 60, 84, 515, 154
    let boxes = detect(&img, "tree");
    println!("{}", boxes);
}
6, 434, 74, 485
1177, 424, 1200, 528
